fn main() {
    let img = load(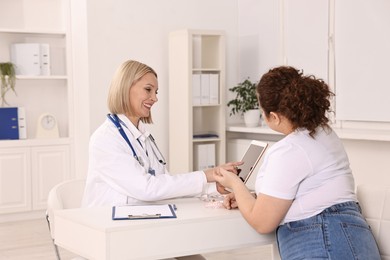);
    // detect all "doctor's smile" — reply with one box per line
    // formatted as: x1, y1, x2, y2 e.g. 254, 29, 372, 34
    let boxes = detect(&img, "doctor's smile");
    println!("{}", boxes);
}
126, 72, 159, 124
